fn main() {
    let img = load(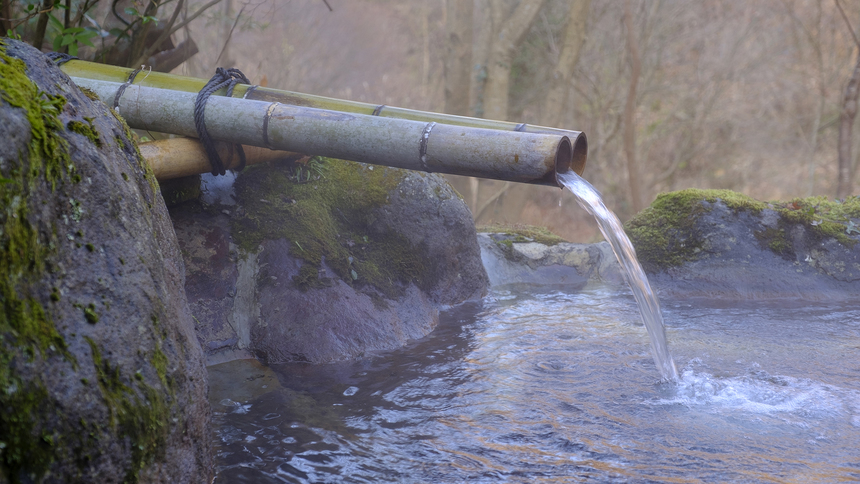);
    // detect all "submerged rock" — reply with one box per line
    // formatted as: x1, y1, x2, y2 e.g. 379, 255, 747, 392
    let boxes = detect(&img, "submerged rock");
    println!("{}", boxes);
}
478, 232, 623, 289
171, 159, 487, 364
0, 40, 211, 482
626, 189, 860, 299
